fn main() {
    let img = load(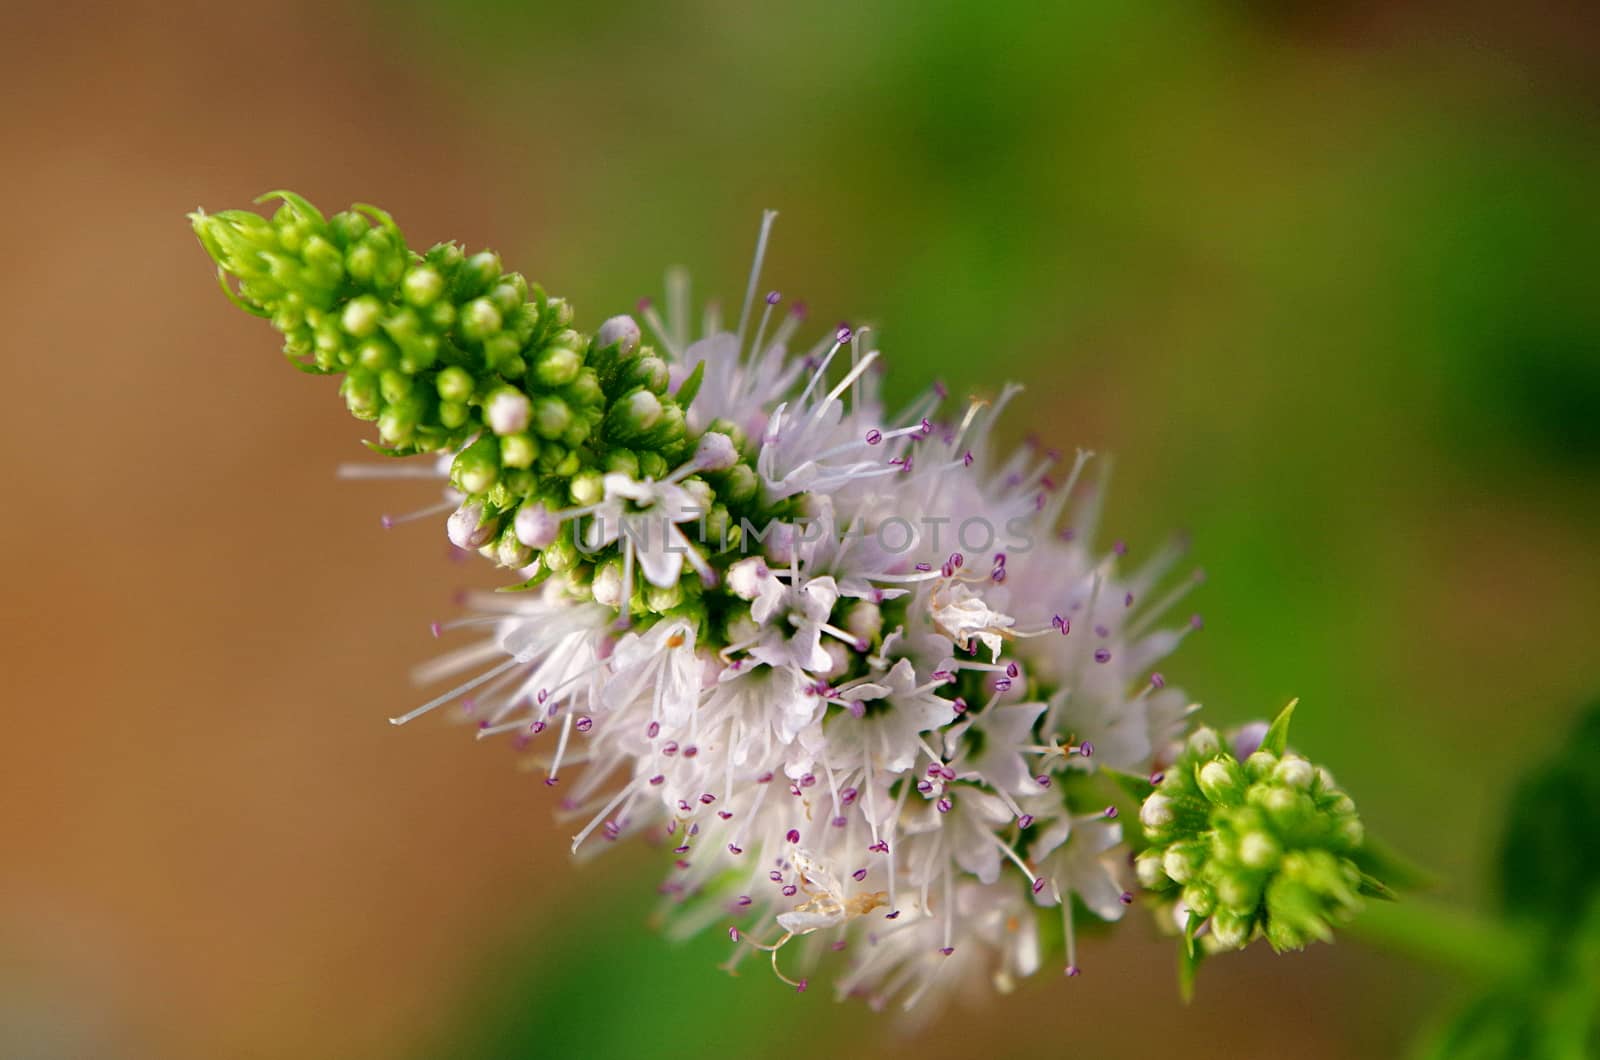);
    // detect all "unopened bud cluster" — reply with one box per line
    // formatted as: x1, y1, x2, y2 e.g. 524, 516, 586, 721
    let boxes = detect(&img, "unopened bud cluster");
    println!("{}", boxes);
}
1137, 721, 1365, 953
192, 193, 745, 588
